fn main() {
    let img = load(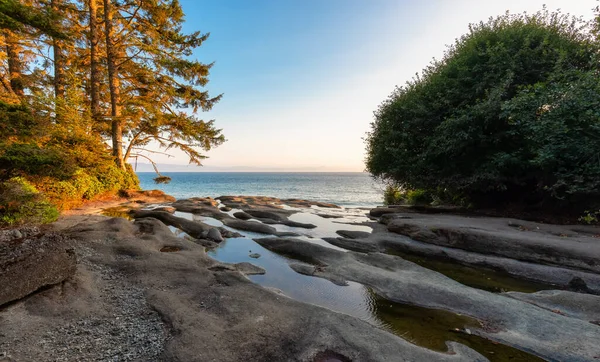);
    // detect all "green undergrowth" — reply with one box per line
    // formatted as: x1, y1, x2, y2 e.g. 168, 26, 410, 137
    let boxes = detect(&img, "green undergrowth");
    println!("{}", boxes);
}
0, 101, 139, 227
0, 177, 59, 226
383, 184, 470, 208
